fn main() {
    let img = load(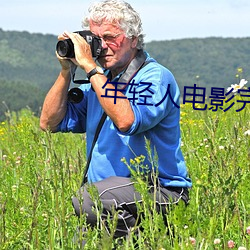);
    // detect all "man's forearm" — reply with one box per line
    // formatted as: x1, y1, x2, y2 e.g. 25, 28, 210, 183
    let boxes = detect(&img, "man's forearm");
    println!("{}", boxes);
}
40, 70, 71, 132
90, 73, 135, 132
